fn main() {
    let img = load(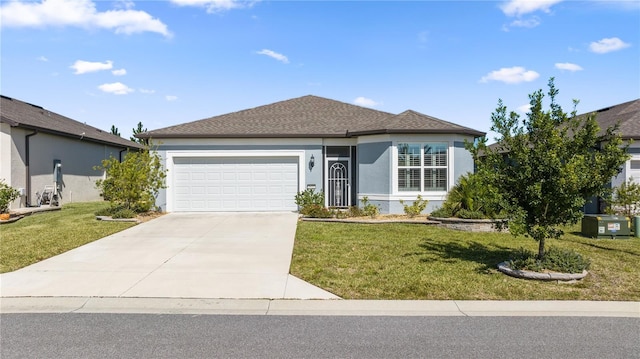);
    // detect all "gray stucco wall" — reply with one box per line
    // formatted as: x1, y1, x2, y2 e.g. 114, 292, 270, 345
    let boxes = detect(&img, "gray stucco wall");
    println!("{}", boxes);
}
155, 144, 323, 211
357, 141, 391, 194
453, 141, 474, 181
10, 128, 125, 207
